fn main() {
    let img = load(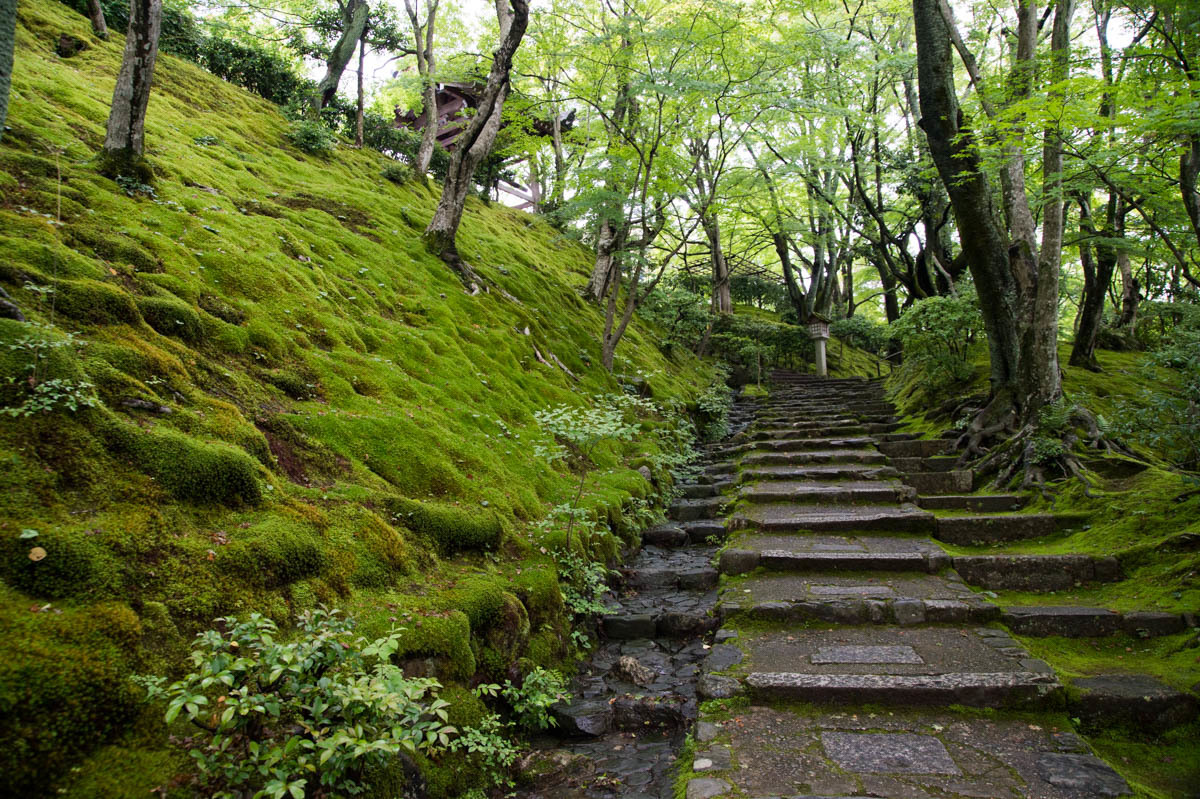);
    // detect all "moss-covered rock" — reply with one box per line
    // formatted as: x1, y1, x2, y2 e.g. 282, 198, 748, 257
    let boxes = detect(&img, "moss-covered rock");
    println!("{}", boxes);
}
52, 278, 143, 326
219, 517, 325, 588
135, 296, 204, 343
0, 527, 119, 599
384, 497, 502, 555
